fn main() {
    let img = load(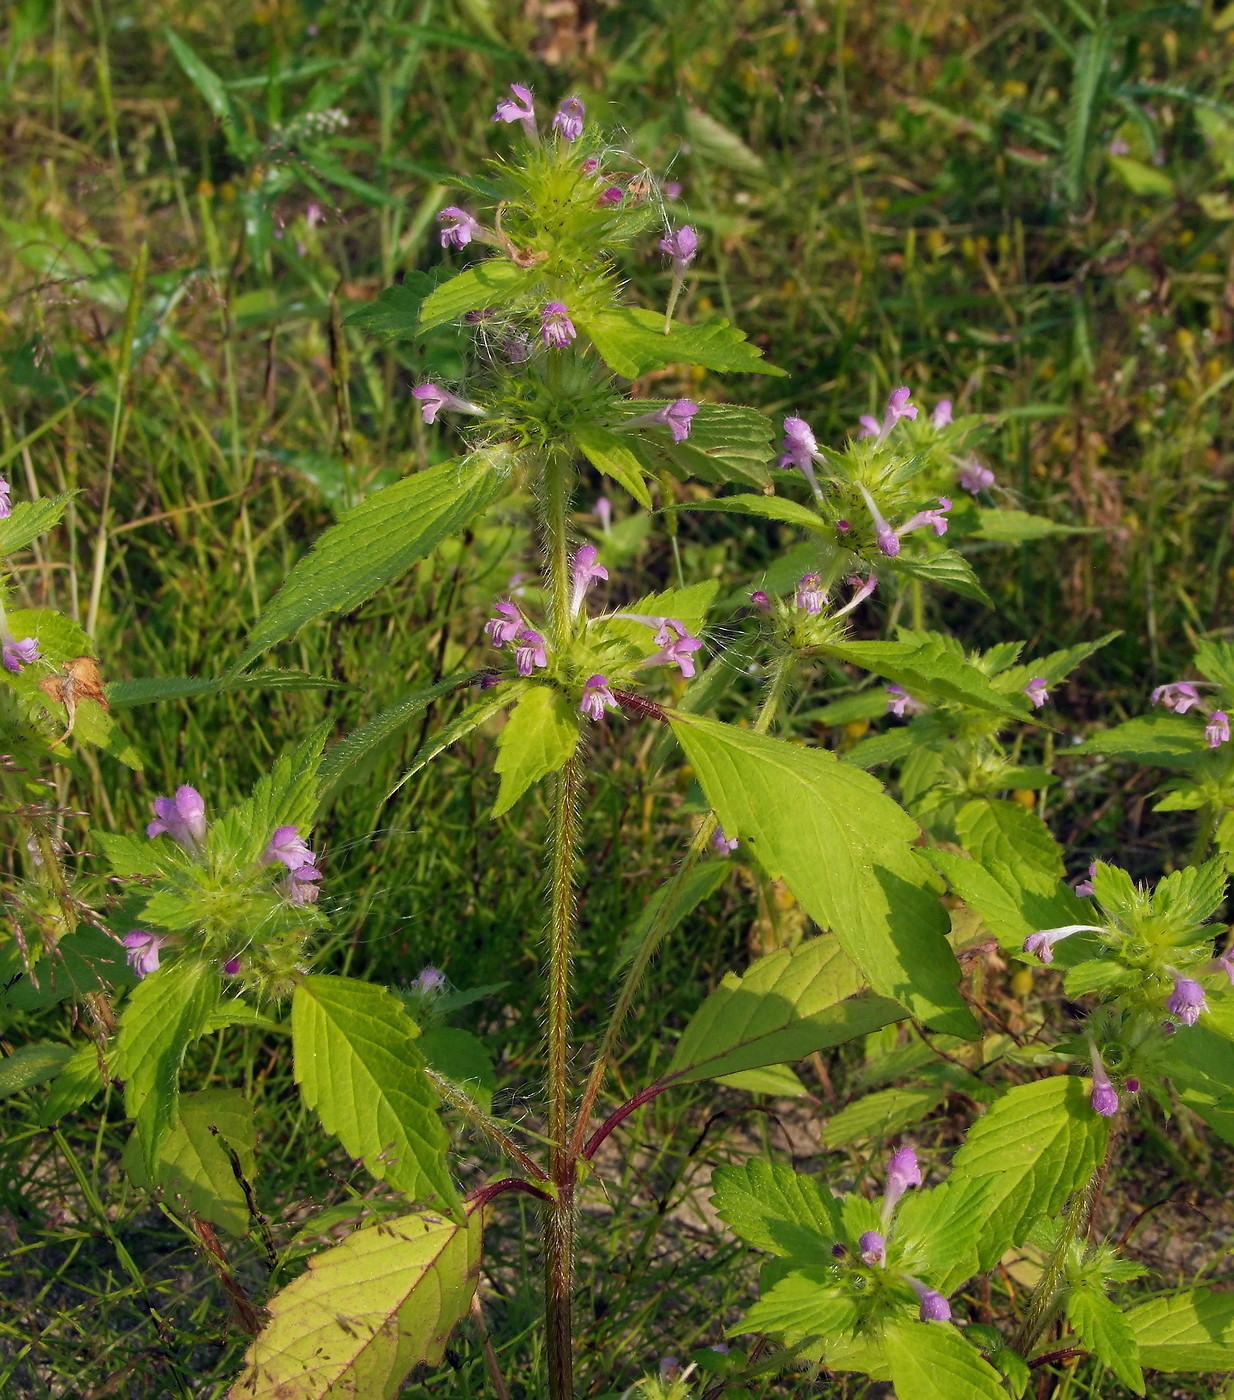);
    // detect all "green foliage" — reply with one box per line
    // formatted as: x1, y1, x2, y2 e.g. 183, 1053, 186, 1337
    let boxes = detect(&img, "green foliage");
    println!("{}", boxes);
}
417, 1027, 496, 1114
955, 798, 1064, 879
926, 850, 1091, 953
821, 638, 1026, 715
0, 926, 135, 1017
291, 975, 459, 1212
0, 493, 72, 555
1066, 1284, 1144, 1394
881, 1320, 1007, 1400
1073, 715, 1208, 769
822, 1083, 950, 1148
230, 1211, 482, 1400
417, 262, 533, 329
711, 1158, 842, 1256
578, 307, 786, 379
0, 1041, 73, 1098
573, 425, 652, 507
1126, 1289, 1234, 1371
492, 685, 579, 816
668, 714, 976, 1035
